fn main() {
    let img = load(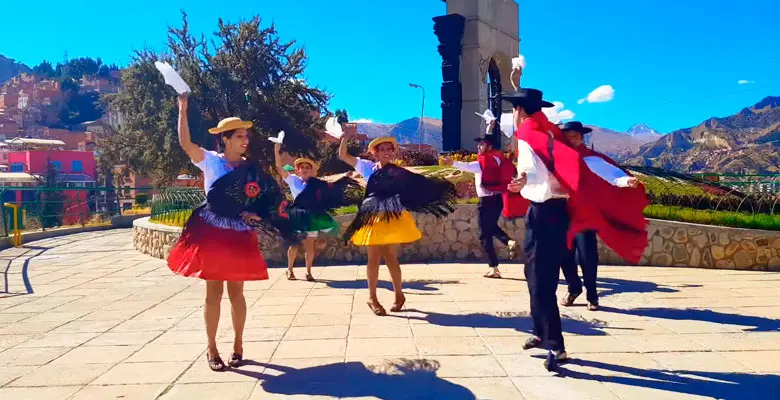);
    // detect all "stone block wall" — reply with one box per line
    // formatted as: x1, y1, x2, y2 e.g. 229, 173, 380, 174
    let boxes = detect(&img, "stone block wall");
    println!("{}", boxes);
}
133, 205, 780, 271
